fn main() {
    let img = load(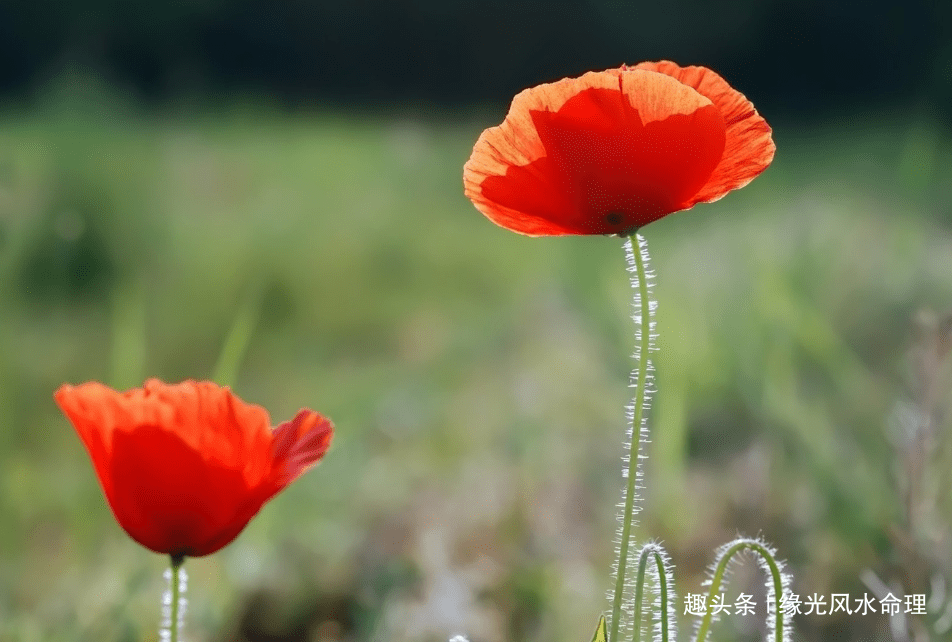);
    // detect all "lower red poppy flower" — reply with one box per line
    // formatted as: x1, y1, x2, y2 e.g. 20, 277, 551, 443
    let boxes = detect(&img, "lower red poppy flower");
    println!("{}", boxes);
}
55, 379, 333, 558
463, 61, 775, 236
